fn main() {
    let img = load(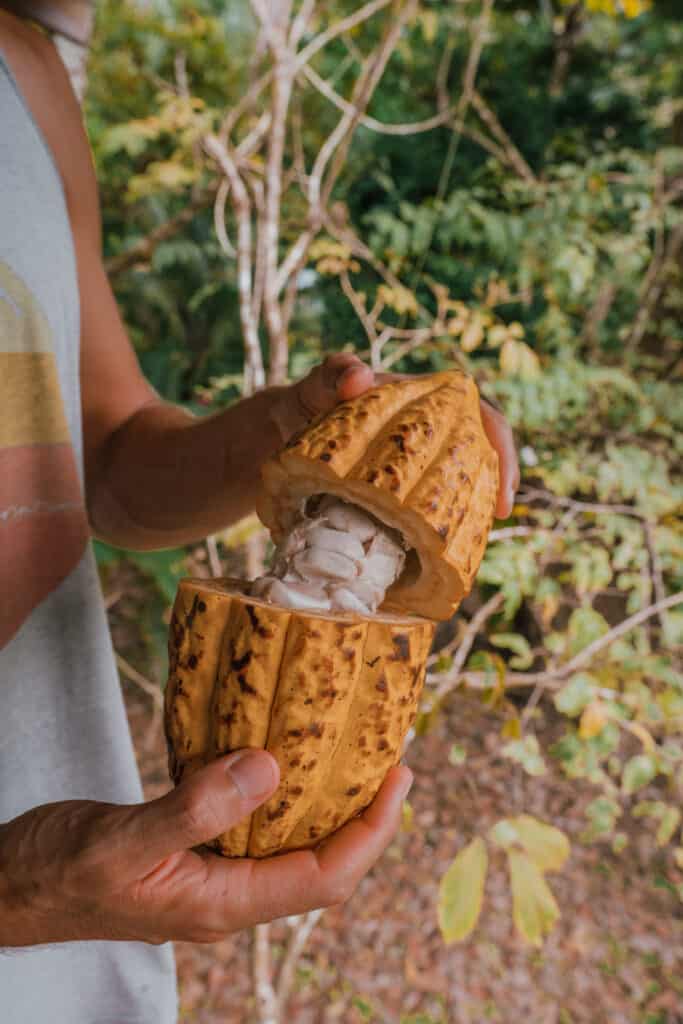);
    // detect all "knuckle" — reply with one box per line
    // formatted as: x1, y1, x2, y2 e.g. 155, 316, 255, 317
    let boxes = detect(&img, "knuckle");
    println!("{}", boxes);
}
176, 790, 213, 839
